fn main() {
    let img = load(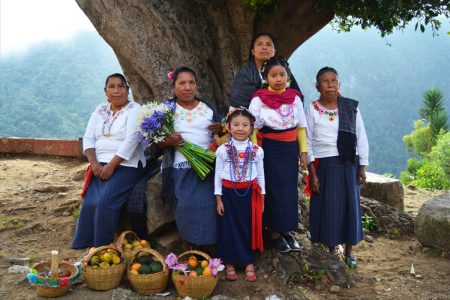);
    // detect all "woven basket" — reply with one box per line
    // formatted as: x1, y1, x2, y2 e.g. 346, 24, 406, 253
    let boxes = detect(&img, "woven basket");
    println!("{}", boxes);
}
115, 230, 147, 264
31, 261, 80, 298
127, 248, 169, 295
172, 250, 219, 298
82, 245, 126, 291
